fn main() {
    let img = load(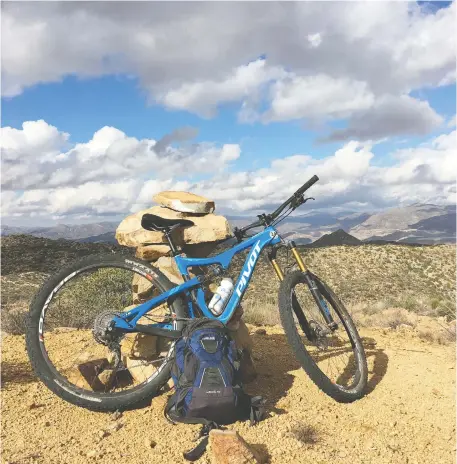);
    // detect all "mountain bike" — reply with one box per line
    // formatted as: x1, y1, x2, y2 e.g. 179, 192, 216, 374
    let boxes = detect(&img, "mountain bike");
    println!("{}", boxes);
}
26, 175, 368, 411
